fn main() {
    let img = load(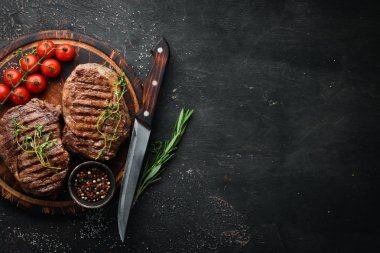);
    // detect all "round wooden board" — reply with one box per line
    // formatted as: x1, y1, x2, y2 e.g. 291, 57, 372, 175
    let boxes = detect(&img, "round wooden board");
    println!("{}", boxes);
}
0, 30, 142, 214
